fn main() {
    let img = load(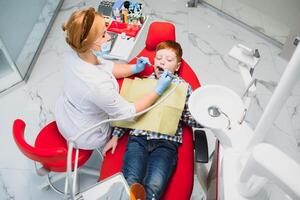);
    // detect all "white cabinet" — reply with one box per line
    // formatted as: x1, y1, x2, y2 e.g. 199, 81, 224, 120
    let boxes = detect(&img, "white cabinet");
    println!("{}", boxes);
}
107, 16, 152, 62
